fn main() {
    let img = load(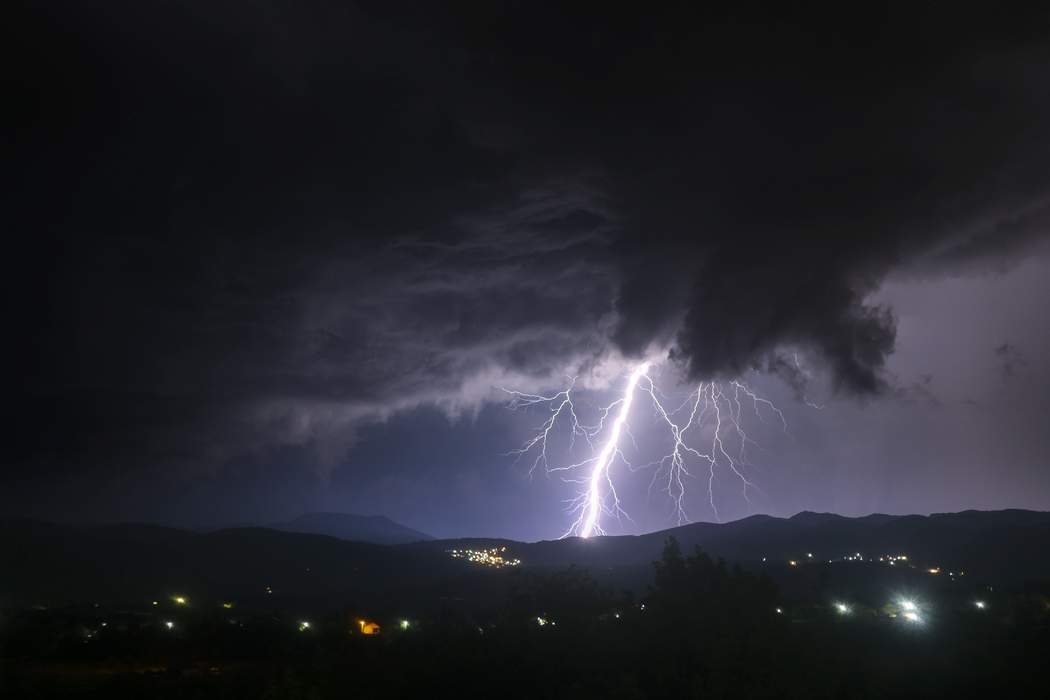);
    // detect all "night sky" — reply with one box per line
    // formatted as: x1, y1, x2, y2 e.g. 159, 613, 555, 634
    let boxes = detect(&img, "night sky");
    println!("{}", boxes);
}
6, 3, 1050, 540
